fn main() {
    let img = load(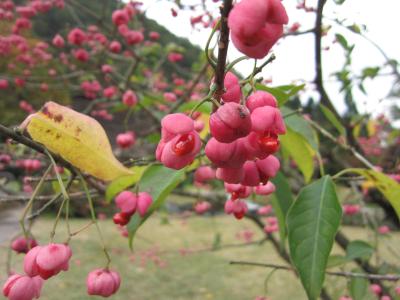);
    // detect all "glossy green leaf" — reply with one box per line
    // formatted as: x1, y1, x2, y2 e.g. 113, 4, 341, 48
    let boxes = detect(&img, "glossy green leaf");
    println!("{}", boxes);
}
105, 166, 148, 203
346, 240, 374, 261
128, 165, 185, 248
270, 172, 294, 246
349, 268, 368, 300
319, 104, 346, 136
280, 128, 315, 182
287, 176, 342, 300
339, 168, 400, 220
